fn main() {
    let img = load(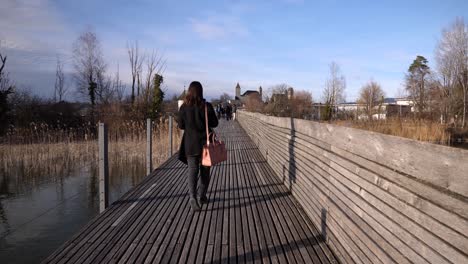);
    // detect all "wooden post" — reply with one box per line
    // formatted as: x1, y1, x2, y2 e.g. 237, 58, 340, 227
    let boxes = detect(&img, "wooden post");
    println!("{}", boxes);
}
169, 115, 173, 157
146, 118, 152, 175
98, 123, 109, 213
